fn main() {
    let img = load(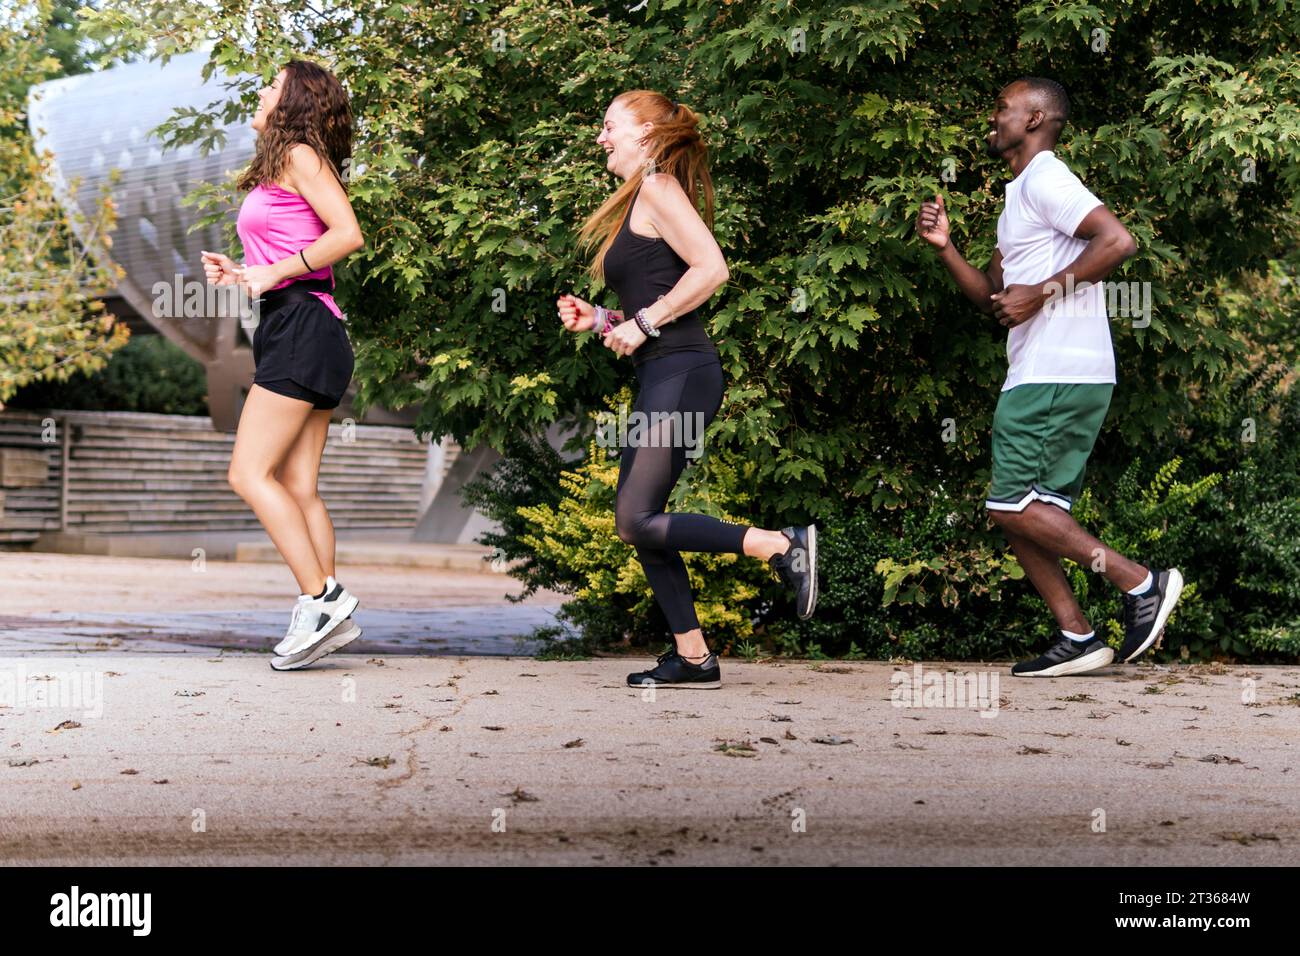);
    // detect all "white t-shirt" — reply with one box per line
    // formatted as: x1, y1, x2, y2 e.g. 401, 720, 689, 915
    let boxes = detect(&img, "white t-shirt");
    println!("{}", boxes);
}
995, 150, 1115, 391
